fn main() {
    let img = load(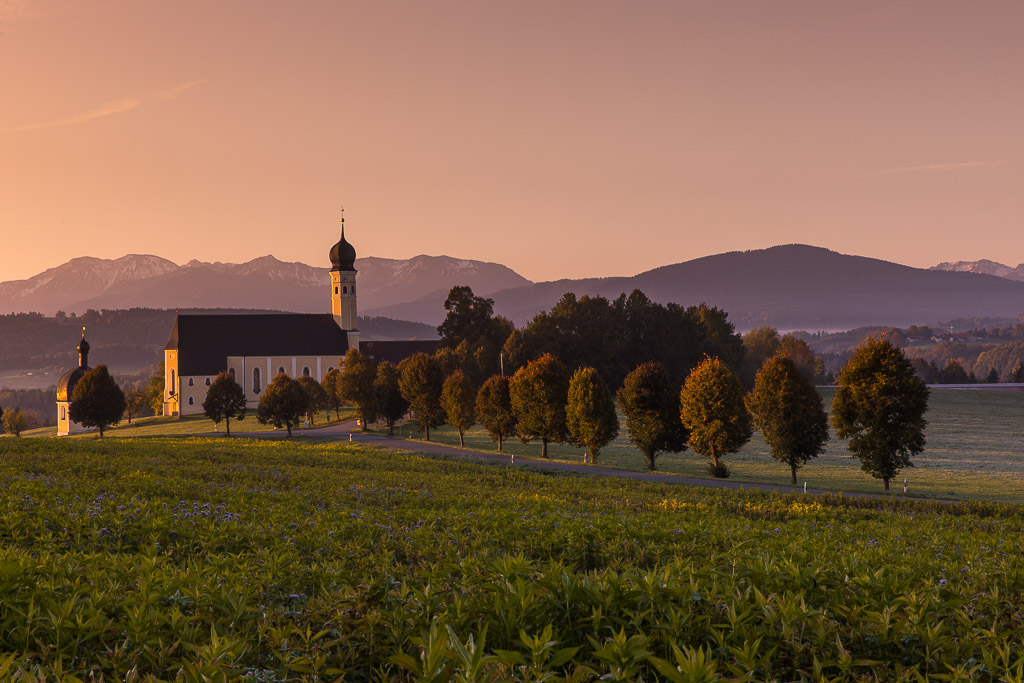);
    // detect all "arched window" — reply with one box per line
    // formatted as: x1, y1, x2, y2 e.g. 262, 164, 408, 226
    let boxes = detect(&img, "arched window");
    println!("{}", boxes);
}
278, 366, 286, 375
327, 366, 335, 373
188, 396, 194, 405
170, 369, 176, 394
188, 377, 194, 386
352, 284, 355, 294
253, 367, 261, 394
334, 286, 339, 294
228, 367, 235, 380
302, 366, 311, 377
205, 377, 211, 386
343, 286, 348, 294
60, 405, 66, 420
